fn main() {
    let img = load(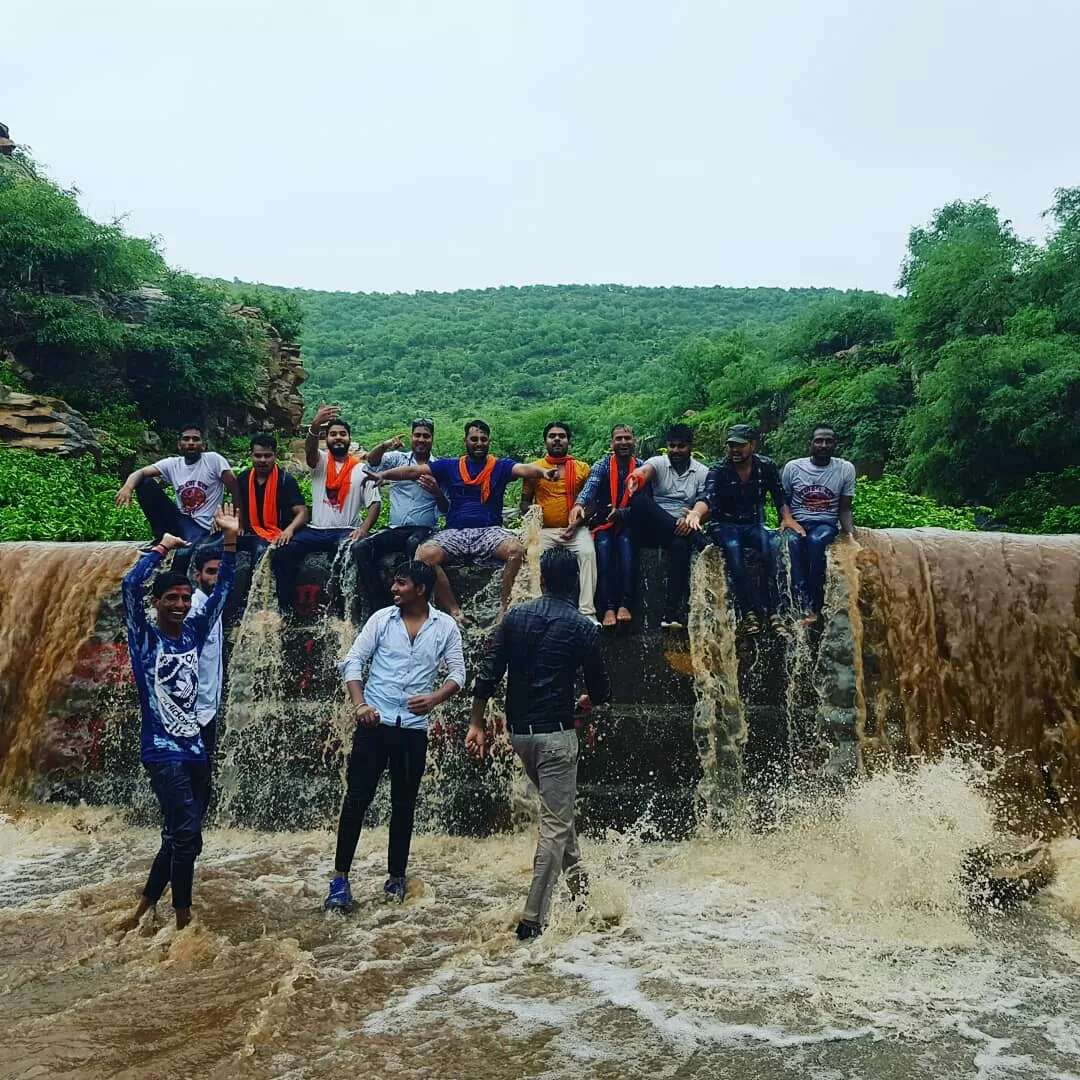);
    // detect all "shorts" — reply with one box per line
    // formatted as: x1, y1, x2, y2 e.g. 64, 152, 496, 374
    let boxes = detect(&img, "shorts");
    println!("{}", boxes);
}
427, 526, 520, 565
